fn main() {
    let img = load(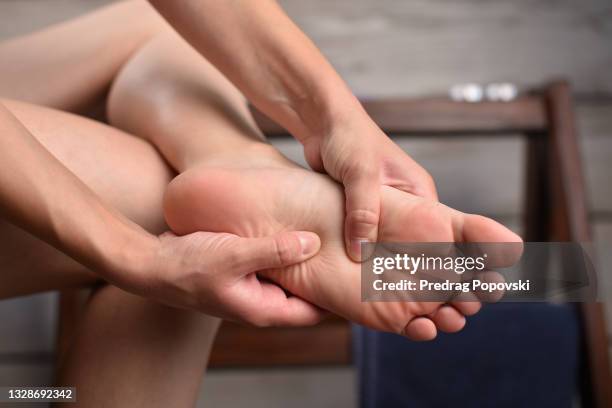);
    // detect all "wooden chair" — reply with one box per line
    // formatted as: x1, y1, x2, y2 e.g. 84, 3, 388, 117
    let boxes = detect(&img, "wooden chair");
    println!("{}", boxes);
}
57, 80, 610, 406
